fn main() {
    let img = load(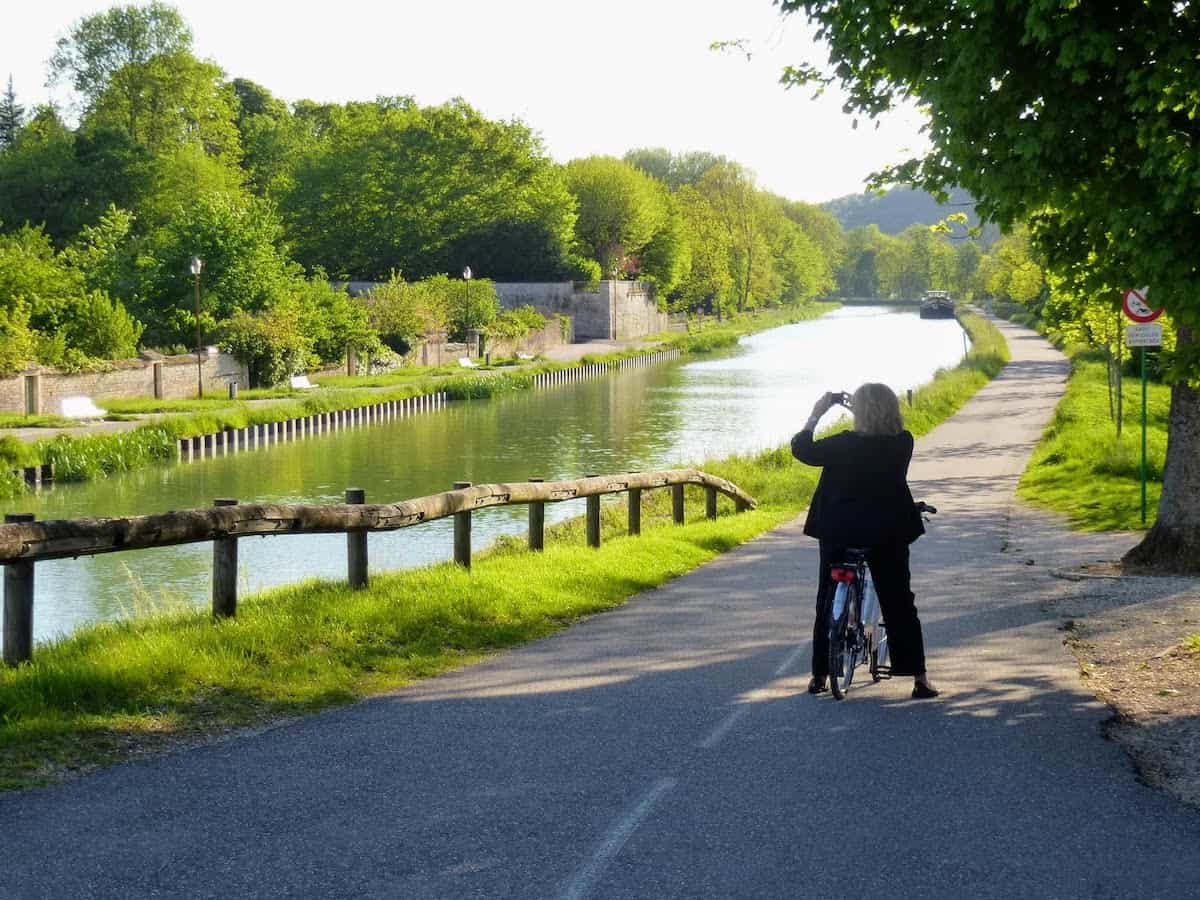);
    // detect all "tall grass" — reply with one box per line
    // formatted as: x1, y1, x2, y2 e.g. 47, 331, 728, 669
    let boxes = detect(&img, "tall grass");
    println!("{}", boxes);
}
0, 312, 1008, 788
